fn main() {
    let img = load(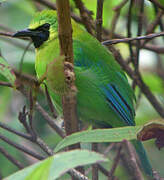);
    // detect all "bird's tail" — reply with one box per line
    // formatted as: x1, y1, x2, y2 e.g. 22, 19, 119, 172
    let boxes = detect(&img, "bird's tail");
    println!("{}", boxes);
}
131, 139, 153, 177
